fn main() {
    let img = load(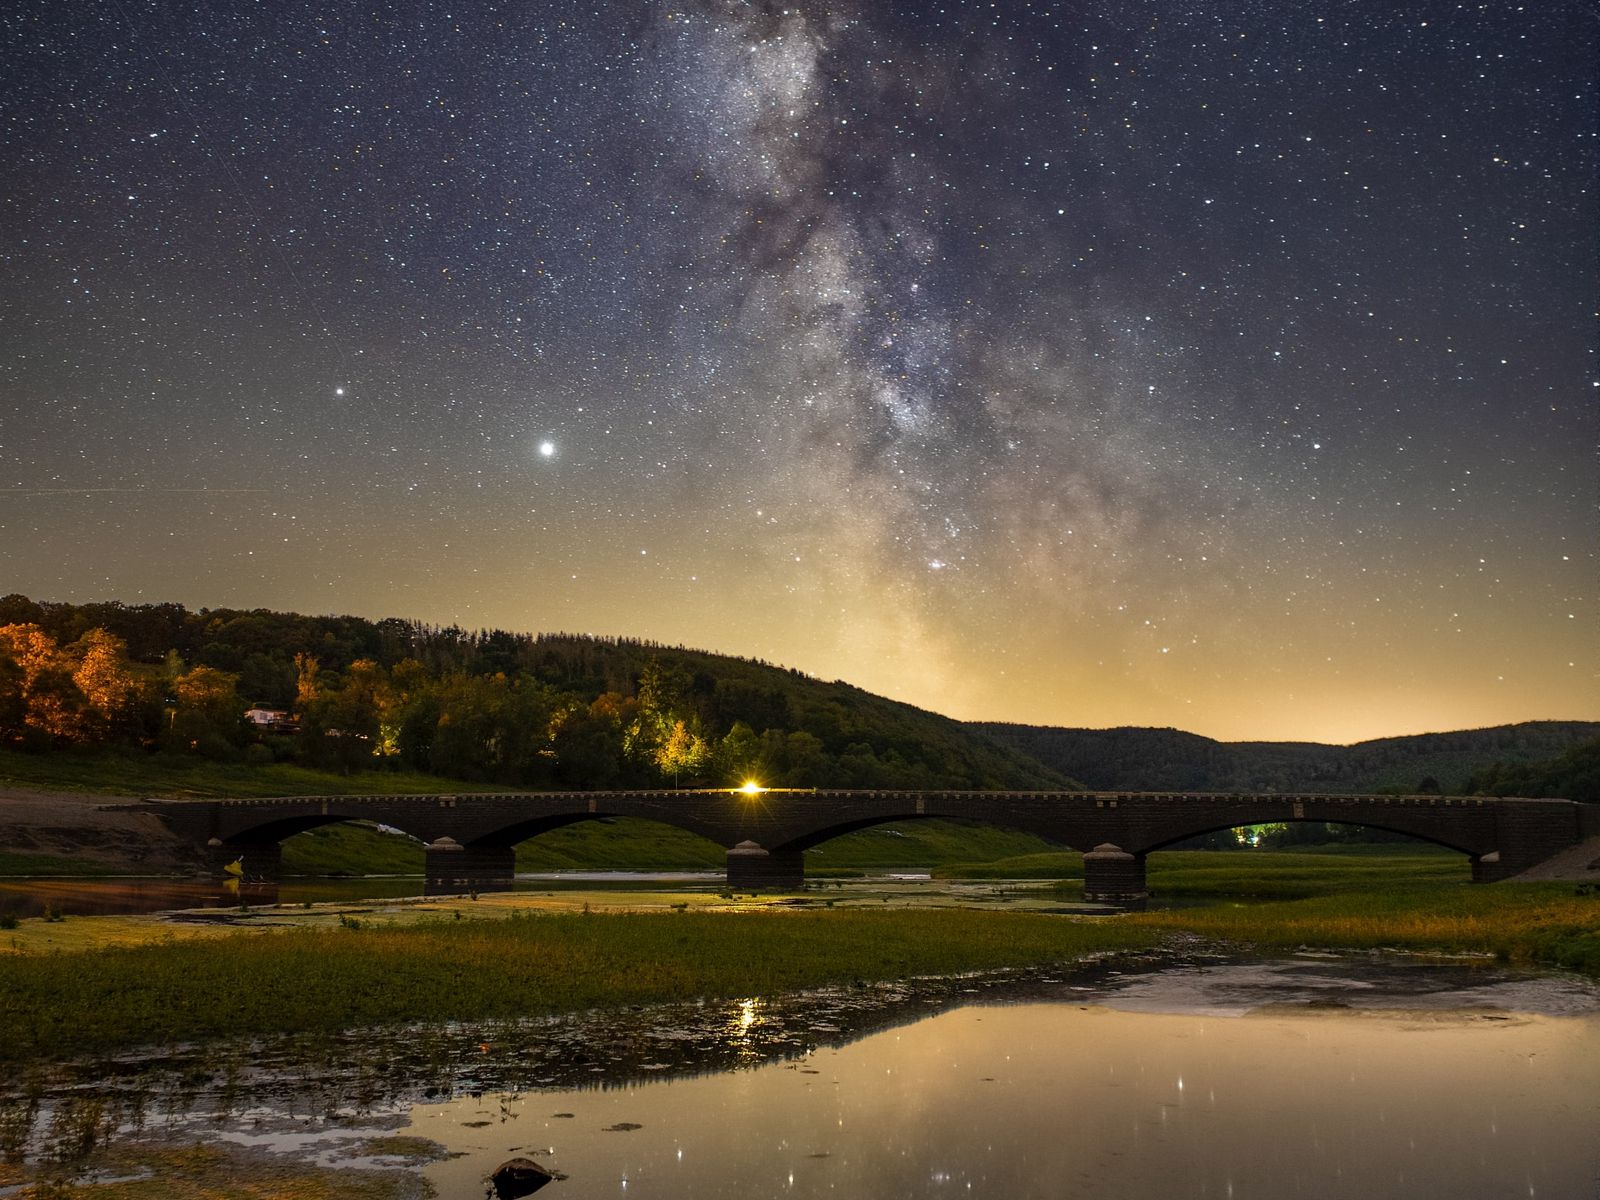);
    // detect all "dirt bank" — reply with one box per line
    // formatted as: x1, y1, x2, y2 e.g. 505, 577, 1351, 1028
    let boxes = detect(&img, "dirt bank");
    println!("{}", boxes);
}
1509, 835, 1600, 883
0, 785, 199, 871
